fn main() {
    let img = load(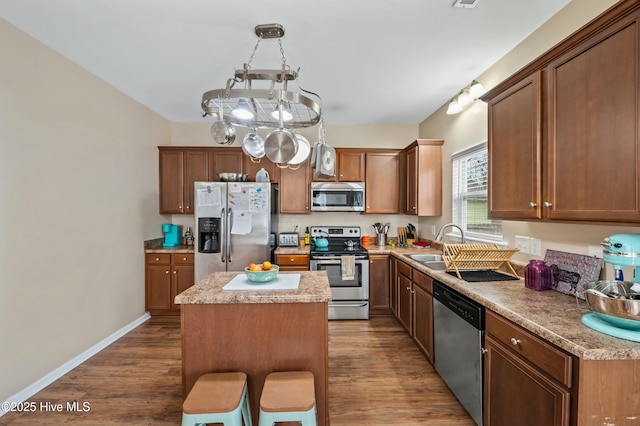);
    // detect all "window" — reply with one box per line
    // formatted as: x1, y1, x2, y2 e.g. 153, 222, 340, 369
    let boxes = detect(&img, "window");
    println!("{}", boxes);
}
452, 141, 502, 242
